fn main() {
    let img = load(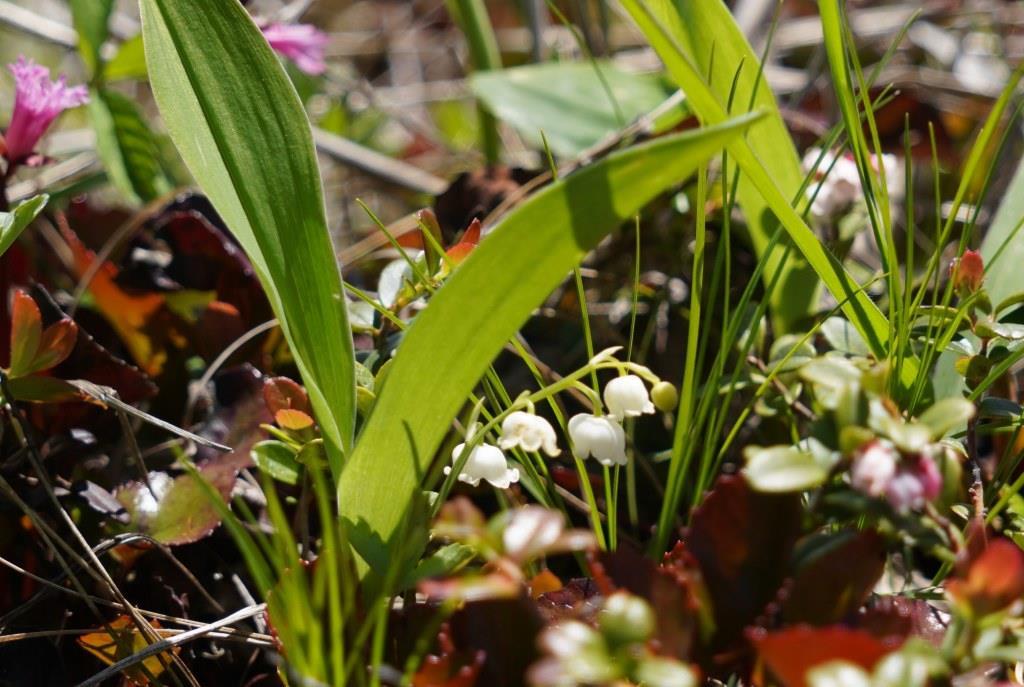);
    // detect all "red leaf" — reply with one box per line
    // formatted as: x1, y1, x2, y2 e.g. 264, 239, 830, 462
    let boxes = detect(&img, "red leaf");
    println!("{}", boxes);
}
24, 318, 78, 375
8, 289, 41, 377
947, 538, 1024, 618
754, 626, 896, 687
